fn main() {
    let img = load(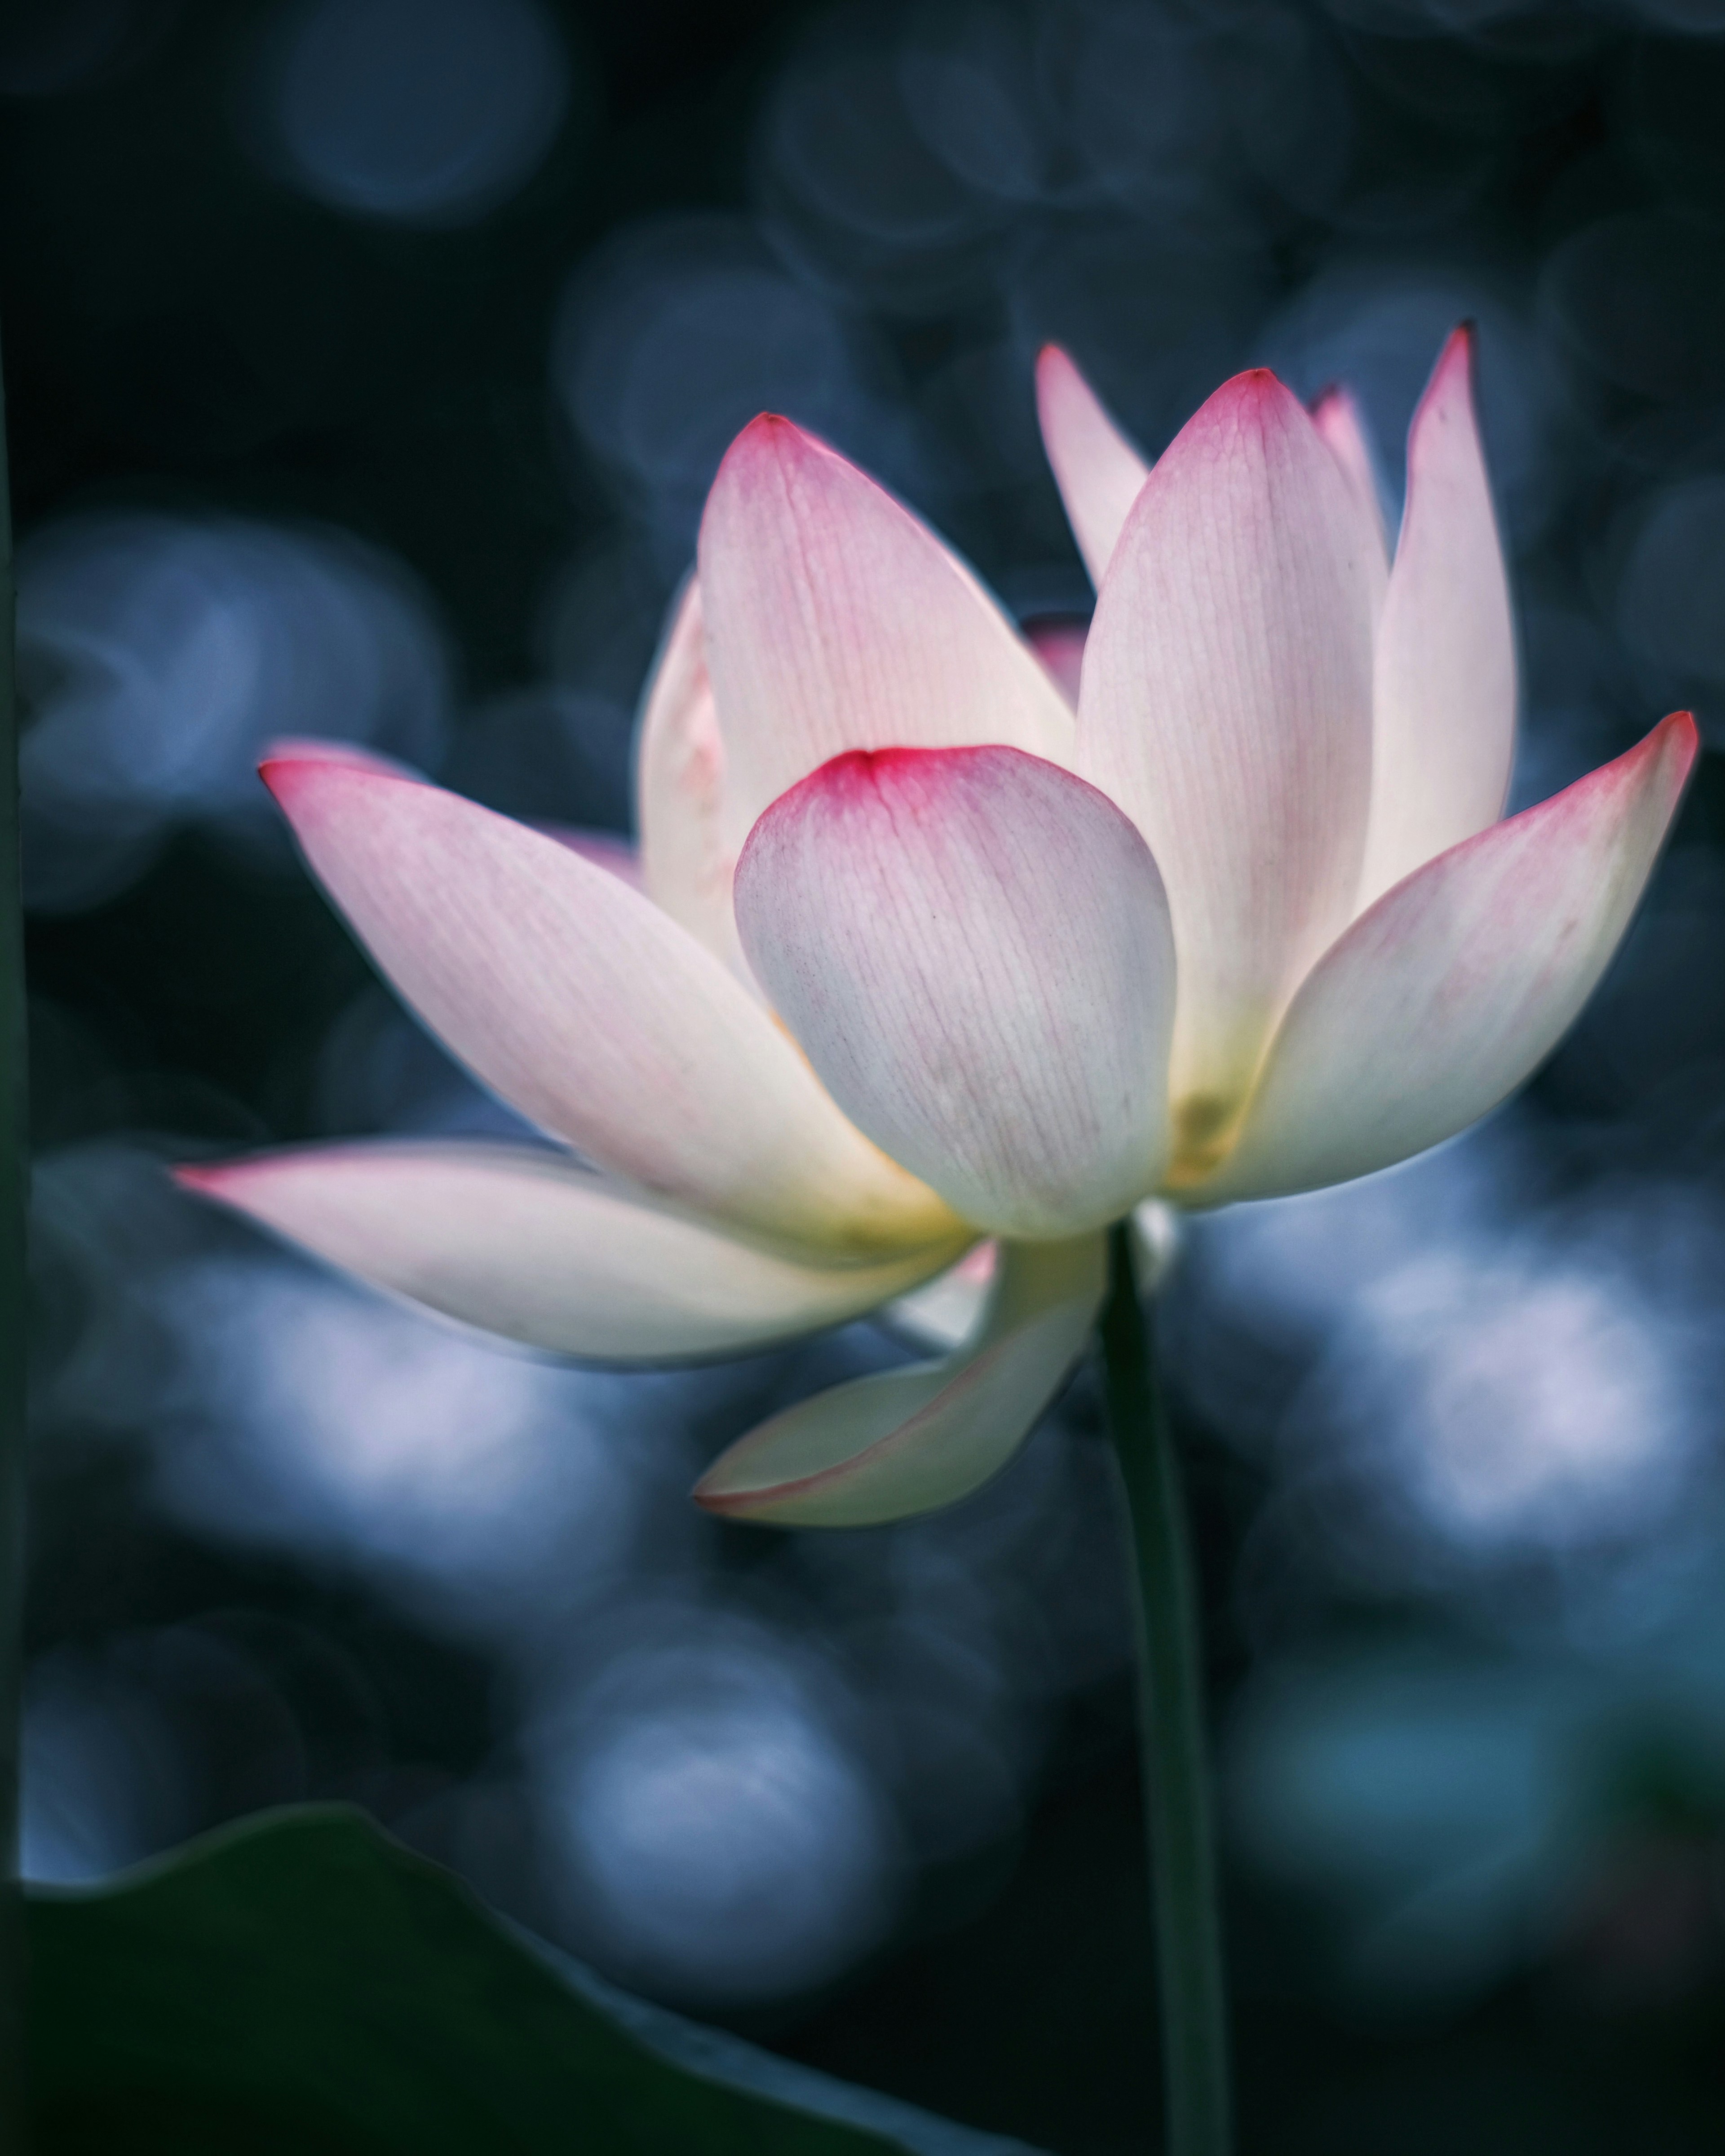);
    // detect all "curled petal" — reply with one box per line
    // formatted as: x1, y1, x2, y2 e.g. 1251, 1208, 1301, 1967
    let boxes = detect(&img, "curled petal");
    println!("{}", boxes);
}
262, 755, 960, 1259
1357, 327, 1517, 910
1079, 369, 1379, 1158
1196, 713, 1698, 1205
697, 415, 1074, 851
1035, 345, 1152, 588
735, 746, 1176, 1239
633, 579, 748, 976
177, 1144, 963, 1361
693, 1234, 1106, 1526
